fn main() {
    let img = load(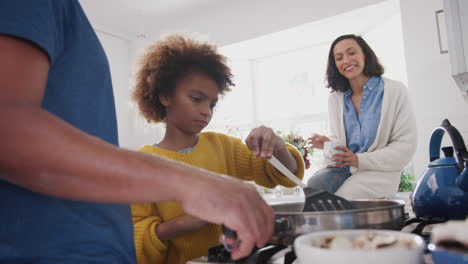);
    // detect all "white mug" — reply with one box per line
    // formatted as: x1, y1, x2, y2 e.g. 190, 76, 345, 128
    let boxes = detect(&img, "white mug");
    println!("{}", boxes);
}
323, 141, 344, 167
